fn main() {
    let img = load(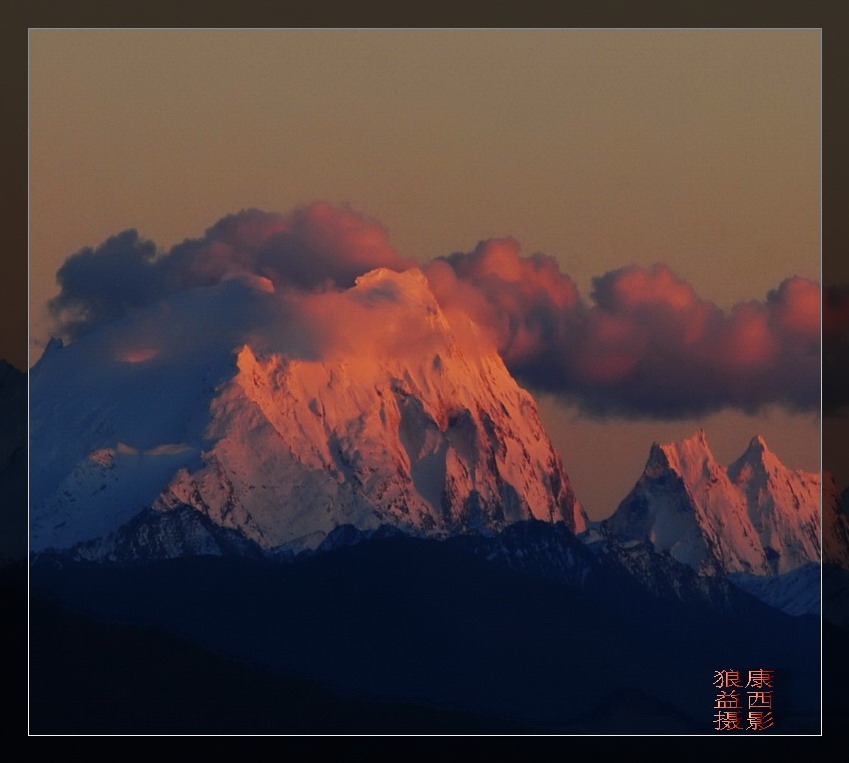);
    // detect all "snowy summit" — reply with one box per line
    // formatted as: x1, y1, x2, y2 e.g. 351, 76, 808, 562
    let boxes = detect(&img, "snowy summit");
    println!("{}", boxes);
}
604, 430, 821, 576
30, 267, 586, 558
